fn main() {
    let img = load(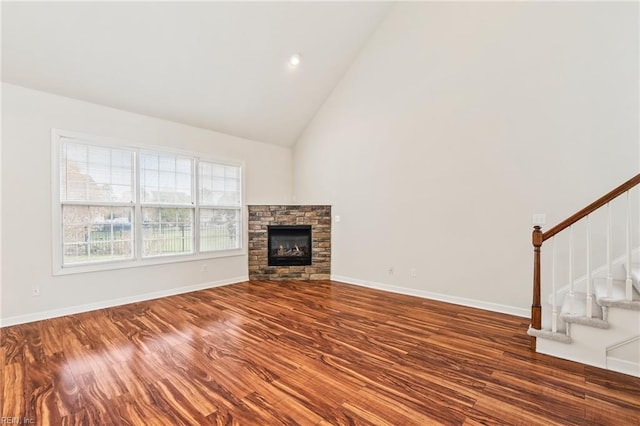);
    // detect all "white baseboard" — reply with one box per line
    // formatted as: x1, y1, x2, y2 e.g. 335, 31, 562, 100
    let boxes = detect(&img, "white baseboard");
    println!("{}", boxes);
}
607, 356, 640, 378
0, 276, 248, 327
331, 275, 530, 318
1, 274, 529, 327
